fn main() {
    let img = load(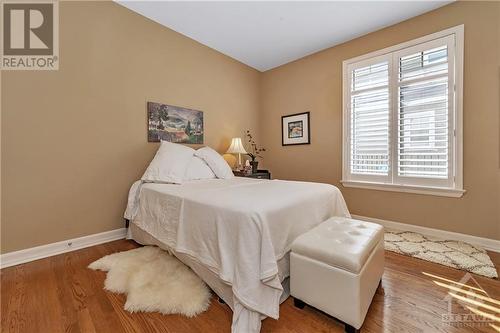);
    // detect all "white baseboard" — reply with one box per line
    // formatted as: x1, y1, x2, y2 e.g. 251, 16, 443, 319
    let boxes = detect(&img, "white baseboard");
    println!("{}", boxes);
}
0, 228, 127, 269
352, 214, 500, 253
2, 216, 498, 268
